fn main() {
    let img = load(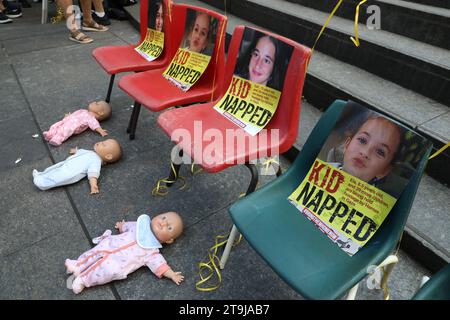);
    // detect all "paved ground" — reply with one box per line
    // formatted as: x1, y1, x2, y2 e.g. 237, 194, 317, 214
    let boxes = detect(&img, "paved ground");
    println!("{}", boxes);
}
0, 4, 432, 300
